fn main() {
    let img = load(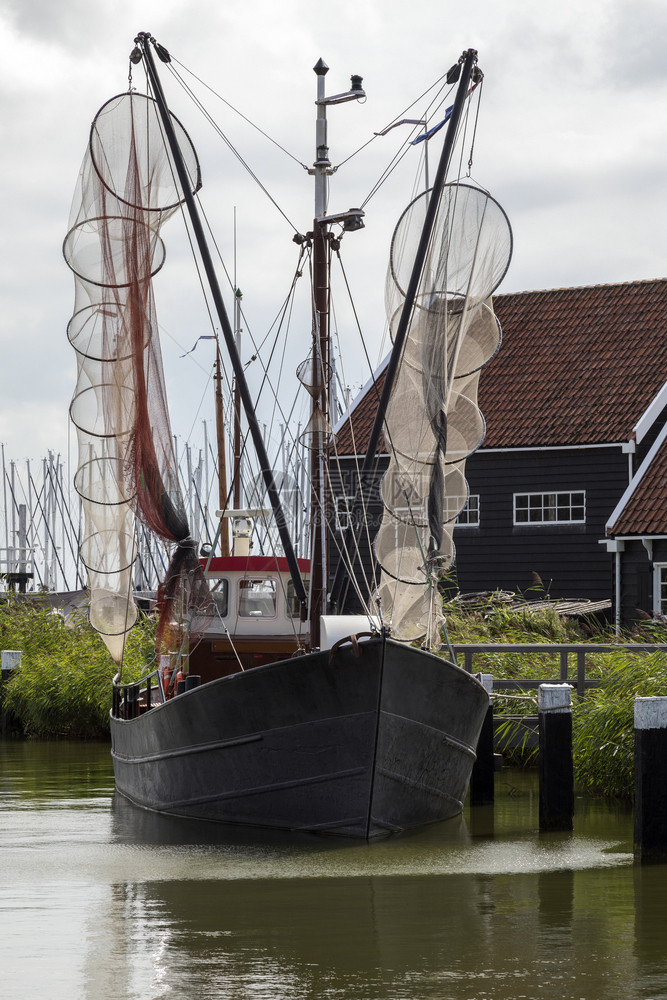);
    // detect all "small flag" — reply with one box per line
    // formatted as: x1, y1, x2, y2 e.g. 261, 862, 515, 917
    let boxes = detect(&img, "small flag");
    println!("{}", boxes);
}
180, 335, 217, 358
410, 107, 453, 145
